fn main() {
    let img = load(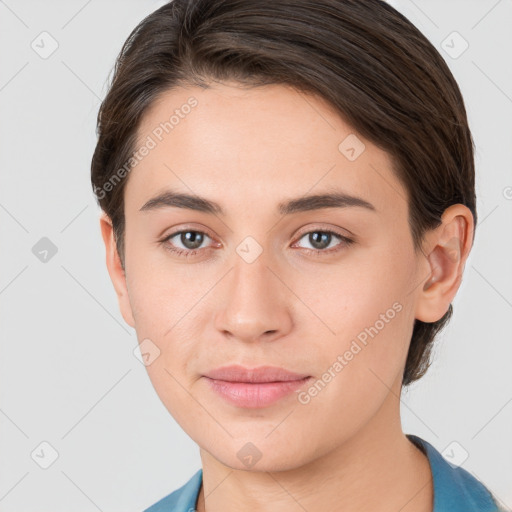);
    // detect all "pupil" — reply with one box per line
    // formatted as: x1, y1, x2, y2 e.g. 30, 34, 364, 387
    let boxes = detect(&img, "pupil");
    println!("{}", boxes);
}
182, 231, 203, 249
310, 231, 330, 249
